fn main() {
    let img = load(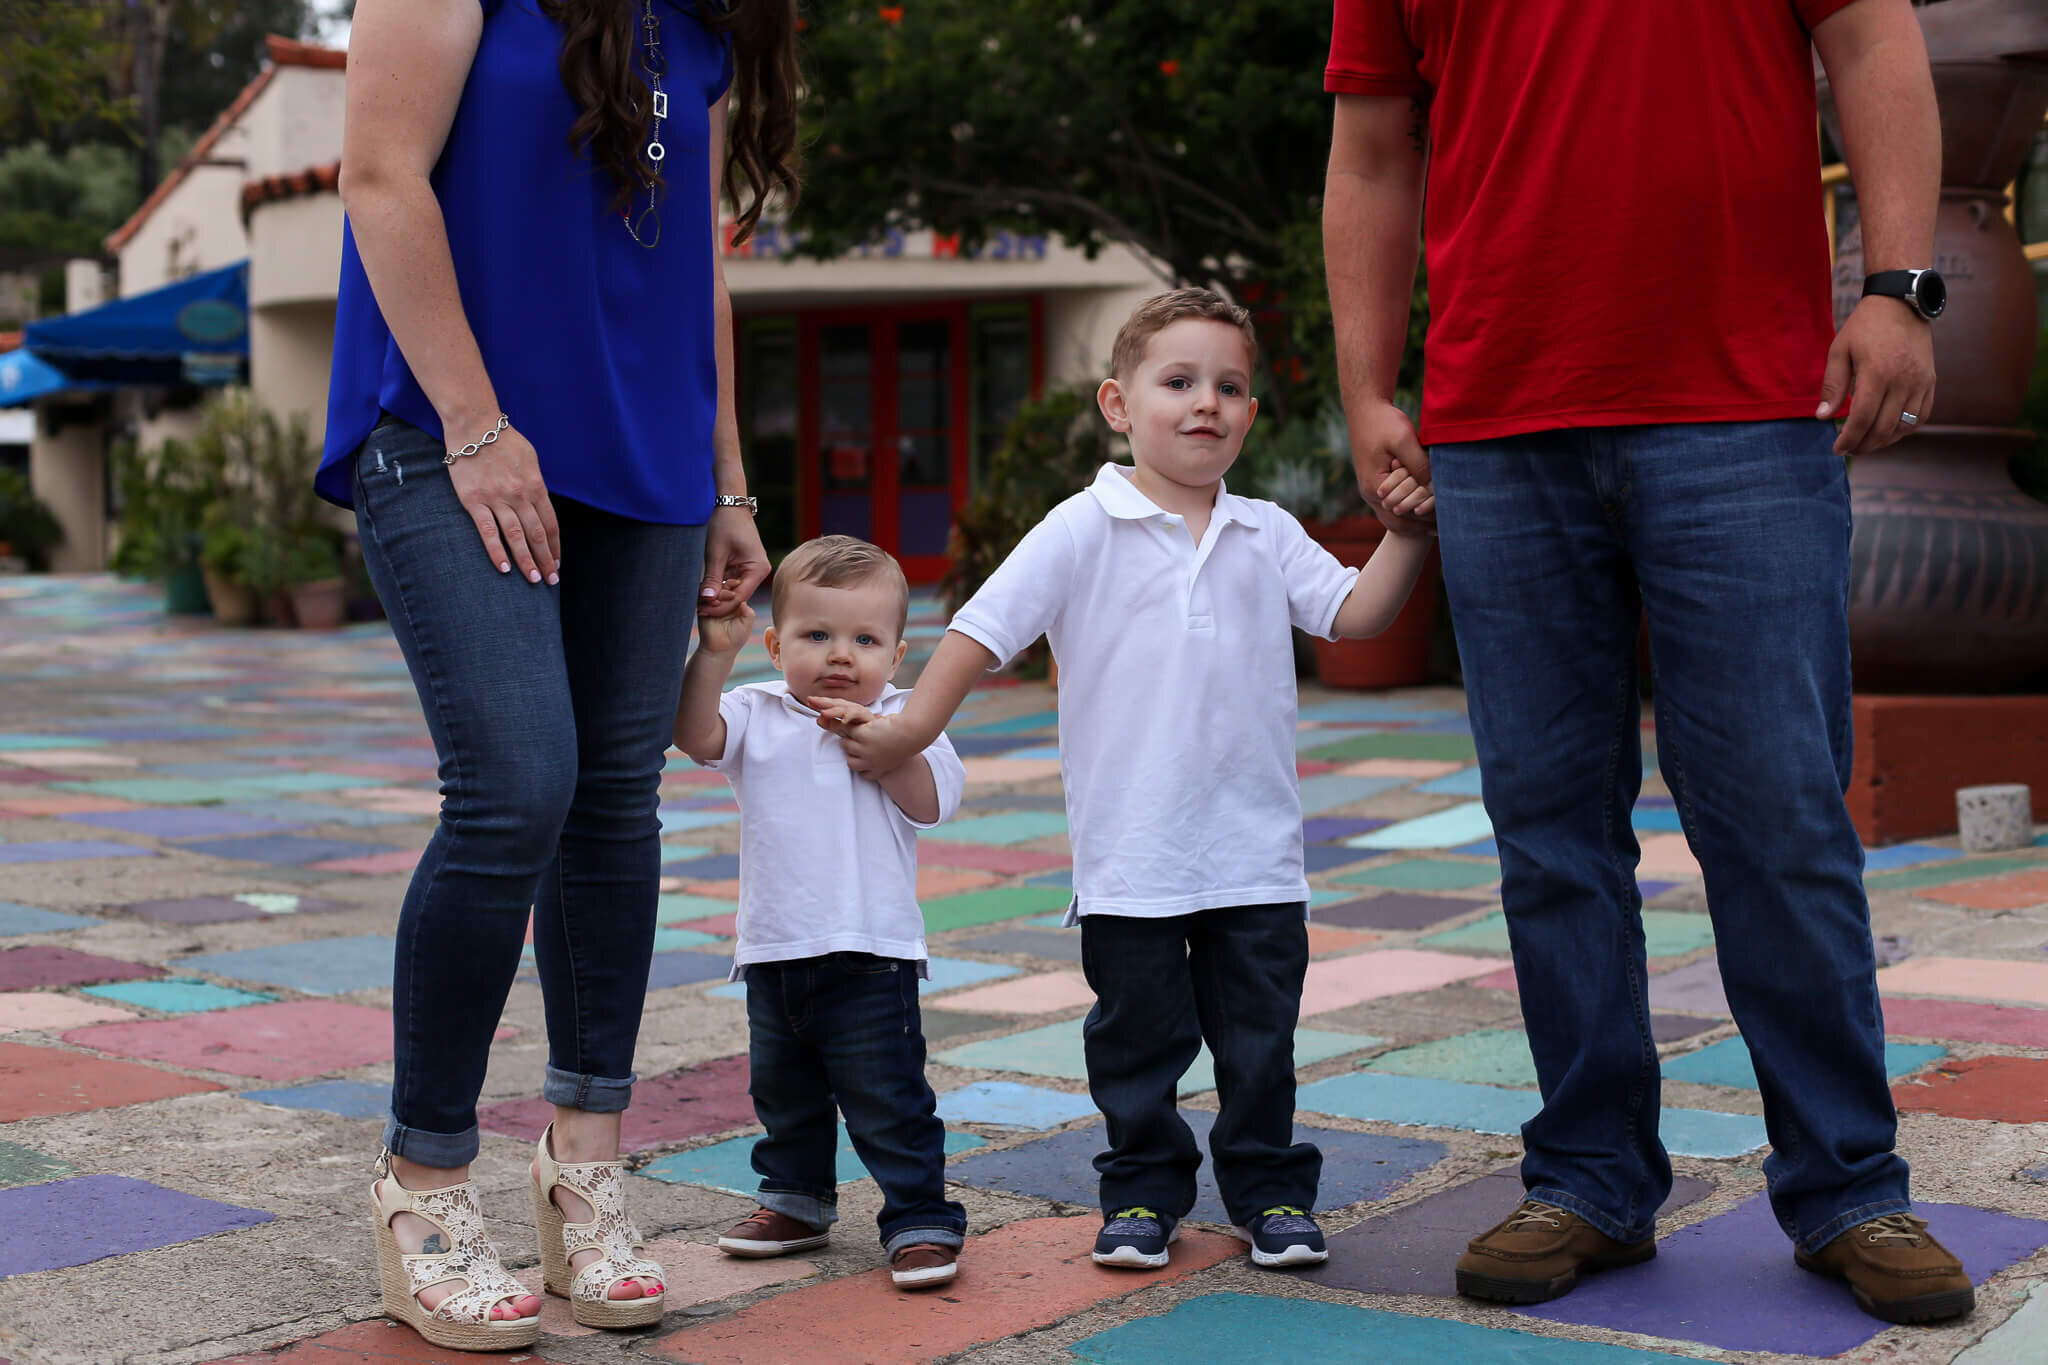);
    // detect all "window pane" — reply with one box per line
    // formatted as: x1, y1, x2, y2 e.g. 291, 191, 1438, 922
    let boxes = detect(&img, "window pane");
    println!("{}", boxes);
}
897, 320, 949, 490
741, 325, 798, 555
974, 314, 1031, 481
